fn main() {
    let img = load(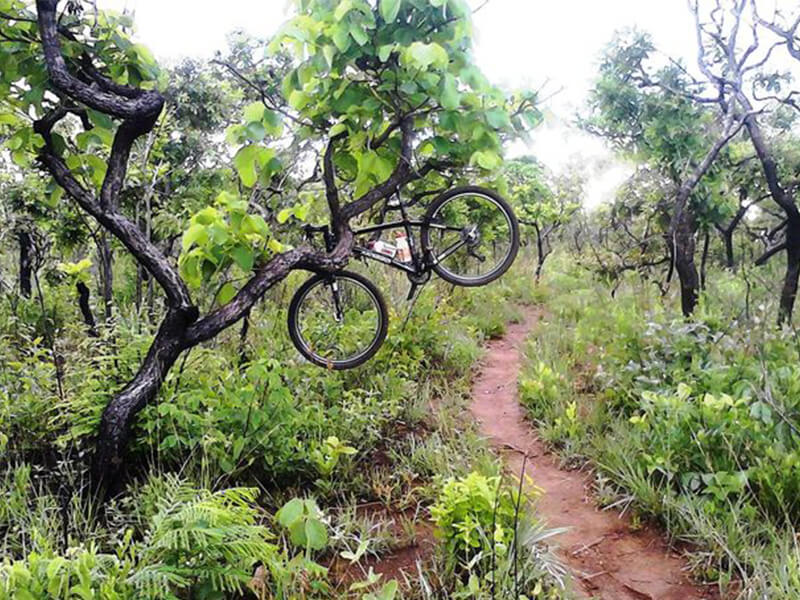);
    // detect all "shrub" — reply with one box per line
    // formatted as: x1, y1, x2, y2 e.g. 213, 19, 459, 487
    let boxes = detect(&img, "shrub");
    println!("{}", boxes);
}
430, 472, 527, 571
